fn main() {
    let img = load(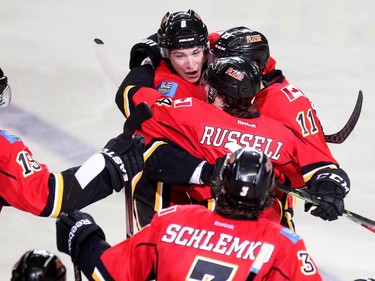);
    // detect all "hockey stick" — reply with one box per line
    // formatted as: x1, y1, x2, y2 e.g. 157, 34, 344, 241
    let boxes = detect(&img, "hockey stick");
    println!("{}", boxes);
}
324, 90, 363, 144
246, 243, 274, 281
276, 184, 375, 234
93, 38, 121, 88
122, 102, 153, 238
